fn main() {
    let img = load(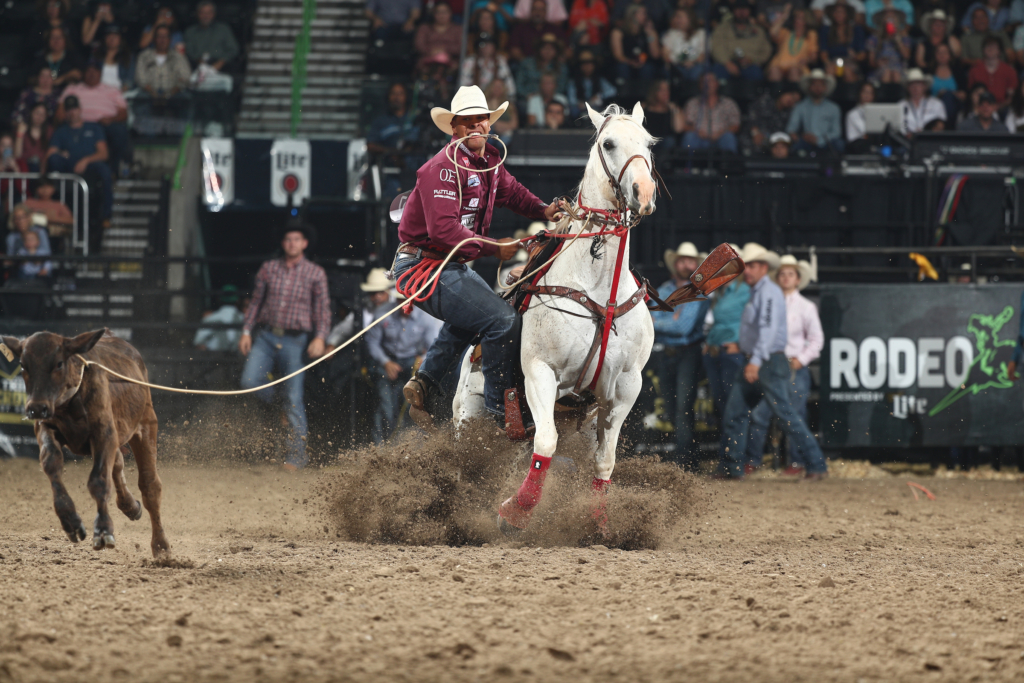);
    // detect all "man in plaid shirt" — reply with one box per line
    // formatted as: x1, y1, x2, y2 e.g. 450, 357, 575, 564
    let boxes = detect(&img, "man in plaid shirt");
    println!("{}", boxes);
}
239, 221, 331, 471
